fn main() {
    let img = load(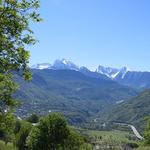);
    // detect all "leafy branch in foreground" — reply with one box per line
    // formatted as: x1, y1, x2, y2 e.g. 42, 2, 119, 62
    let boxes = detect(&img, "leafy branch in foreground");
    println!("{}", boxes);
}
0, 0, 41, 108
0, 0, 41, 143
